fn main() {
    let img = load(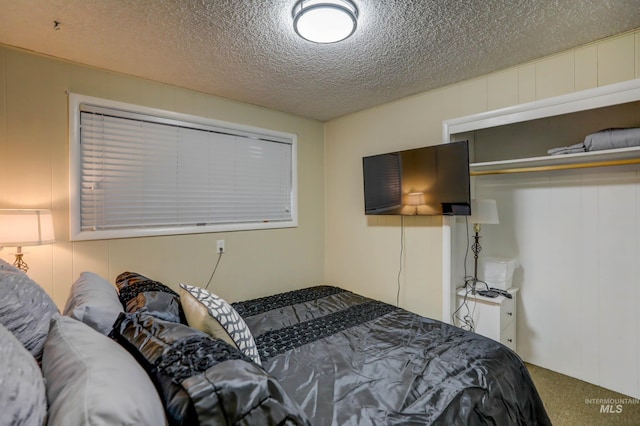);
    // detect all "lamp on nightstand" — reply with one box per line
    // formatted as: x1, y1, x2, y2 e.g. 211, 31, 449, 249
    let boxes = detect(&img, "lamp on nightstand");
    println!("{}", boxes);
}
468, 199, 499, 293
0, 209, 55, 273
